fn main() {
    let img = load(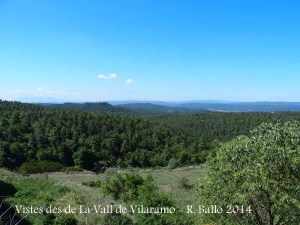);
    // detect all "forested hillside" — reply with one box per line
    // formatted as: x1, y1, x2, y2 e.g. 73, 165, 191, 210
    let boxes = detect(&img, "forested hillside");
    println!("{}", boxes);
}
44, 102, 205, 116
154, 112, 300, 144
46, 102, 133, 114
2, 100, 300, 172
0, 100, 203, 171
116, 103, 206, 115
